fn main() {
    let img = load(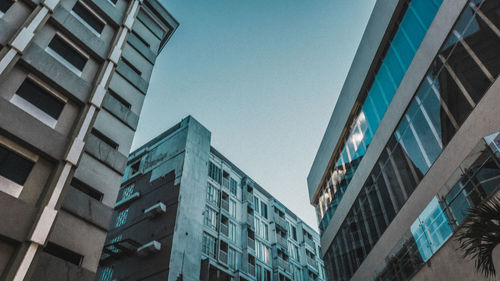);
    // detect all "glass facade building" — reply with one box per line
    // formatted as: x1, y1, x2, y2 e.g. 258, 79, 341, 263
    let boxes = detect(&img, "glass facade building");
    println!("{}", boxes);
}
308, 0, 500, 280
